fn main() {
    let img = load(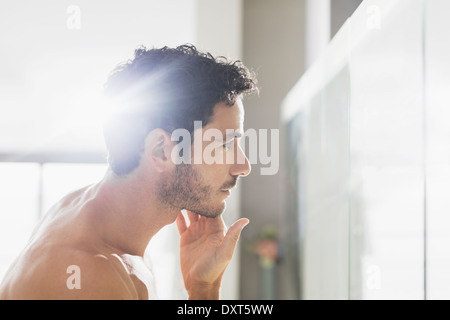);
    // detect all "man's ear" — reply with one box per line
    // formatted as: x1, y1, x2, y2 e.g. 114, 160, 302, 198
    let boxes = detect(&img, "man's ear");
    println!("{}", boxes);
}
143, 129, 174, 172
